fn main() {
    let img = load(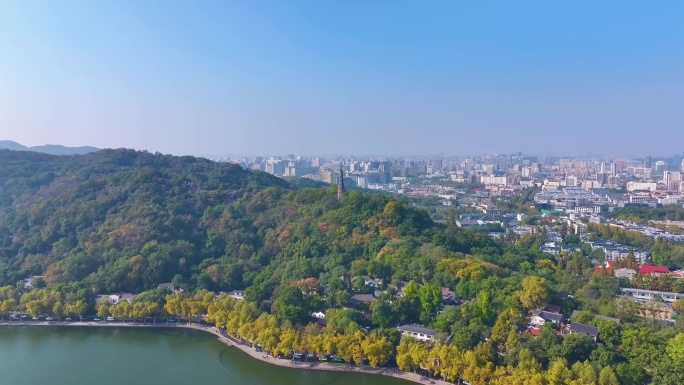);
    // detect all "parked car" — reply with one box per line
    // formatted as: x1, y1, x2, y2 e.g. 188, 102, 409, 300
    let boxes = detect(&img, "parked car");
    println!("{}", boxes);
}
32, 317, 39, 321
106, 316, 115, 321
65, 317, 72, 321
93, 318, 102, 321
45, 317, 53, 321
